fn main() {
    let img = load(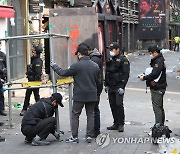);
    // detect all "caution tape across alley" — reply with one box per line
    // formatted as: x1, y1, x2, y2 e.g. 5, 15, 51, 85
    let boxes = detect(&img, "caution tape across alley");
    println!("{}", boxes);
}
21, 77, 74, 87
